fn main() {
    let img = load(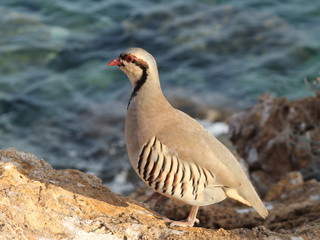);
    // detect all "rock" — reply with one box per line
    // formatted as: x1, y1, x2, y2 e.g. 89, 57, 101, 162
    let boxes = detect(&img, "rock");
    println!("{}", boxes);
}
0, 149, 258, 239
1, 148, 320, 239
228, 93, 320, 195
250, 170, 275, 197
0, 148, 208, 240
131, 171, 320, 239
264, 171, 304, 201
164, 87, 235, 121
